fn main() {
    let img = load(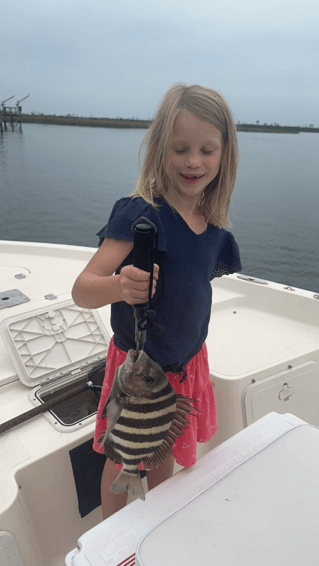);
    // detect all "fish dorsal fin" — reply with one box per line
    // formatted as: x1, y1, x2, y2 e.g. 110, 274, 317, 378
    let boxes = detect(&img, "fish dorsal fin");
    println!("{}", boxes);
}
143, 394, 200, 470
175, 394, 200, 418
